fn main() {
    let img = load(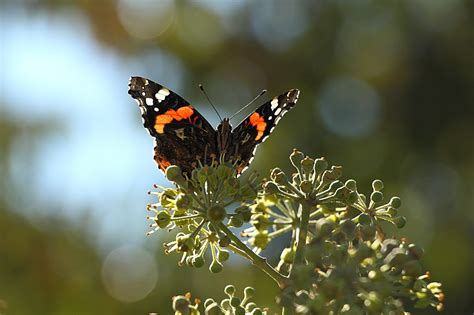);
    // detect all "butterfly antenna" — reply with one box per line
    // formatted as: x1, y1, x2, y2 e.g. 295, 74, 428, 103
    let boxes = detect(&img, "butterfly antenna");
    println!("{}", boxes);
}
229, 89, 267, 121
199, 84, 223, 122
